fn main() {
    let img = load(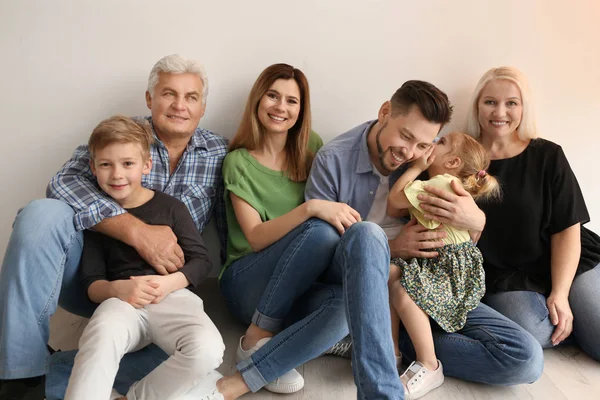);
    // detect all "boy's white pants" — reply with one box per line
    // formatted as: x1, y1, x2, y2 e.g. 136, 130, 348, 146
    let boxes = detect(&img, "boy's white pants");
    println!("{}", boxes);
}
64, 289, 225, 400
